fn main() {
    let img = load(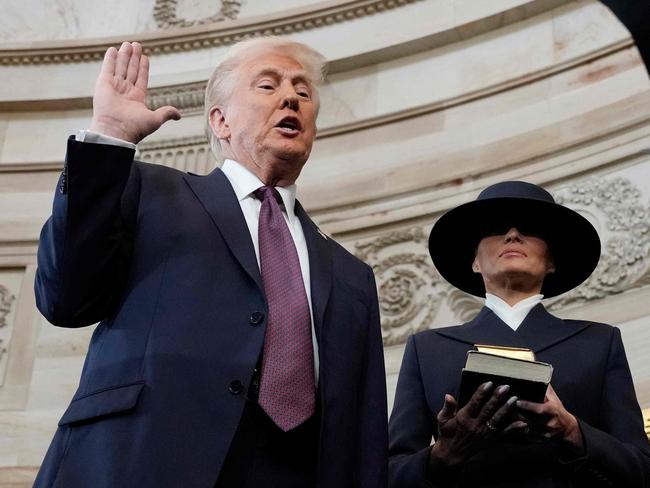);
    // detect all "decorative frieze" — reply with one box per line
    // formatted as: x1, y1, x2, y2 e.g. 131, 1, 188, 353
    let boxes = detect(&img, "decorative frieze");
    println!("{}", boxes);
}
0, 0, 421, 66
548, 177, 650, 310
154, 0, 242, 29
147, 82, 207, 116
0, 283, 16, 385
137, 135, 216, 174
0, 285, 15, 329
355, 227, 445, 346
